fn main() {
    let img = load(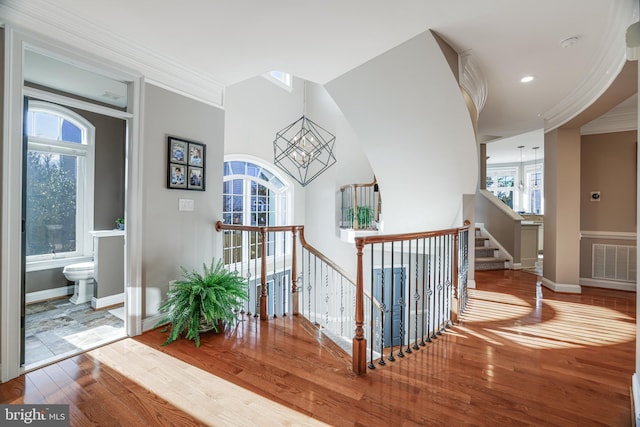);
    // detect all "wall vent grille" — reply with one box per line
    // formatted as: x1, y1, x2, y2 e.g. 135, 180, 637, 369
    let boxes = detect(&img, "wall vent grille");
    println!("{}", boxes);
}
592, 244, 636, 283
